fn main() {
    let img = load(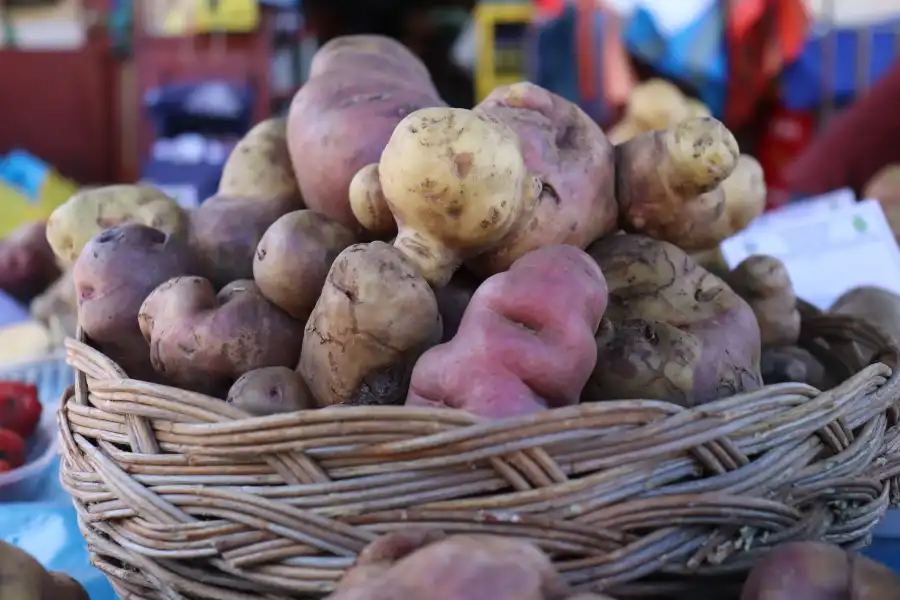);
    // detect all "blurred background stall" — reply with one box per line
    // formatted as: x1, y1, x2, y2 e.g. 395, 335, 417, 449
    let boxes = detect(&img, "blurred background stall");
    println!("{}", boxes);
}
3, 2, 900, 597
